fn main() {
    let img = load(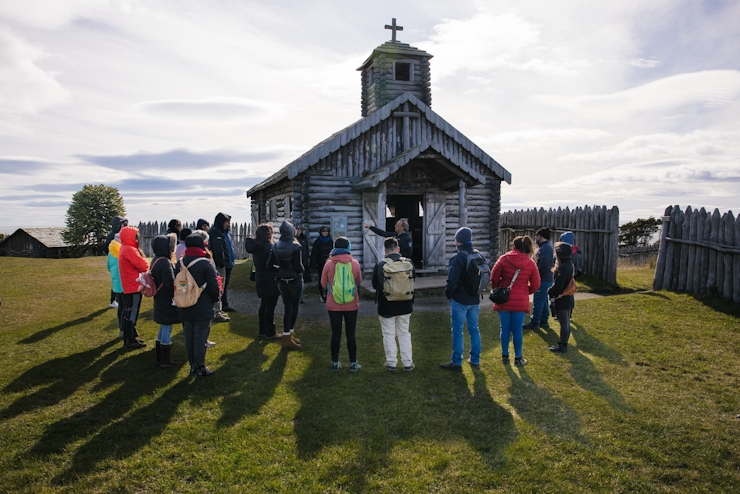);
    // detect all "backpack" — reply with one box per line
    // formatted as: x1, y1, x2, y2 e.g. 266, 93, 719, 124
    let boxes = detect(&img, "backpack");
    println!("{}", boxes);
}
173, 257, 209, 308
572, 246, 584, 279
462, 250, 490, 296
331, 261, 356, 304
381, 257, 415, 301
137, 258, 165, 297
